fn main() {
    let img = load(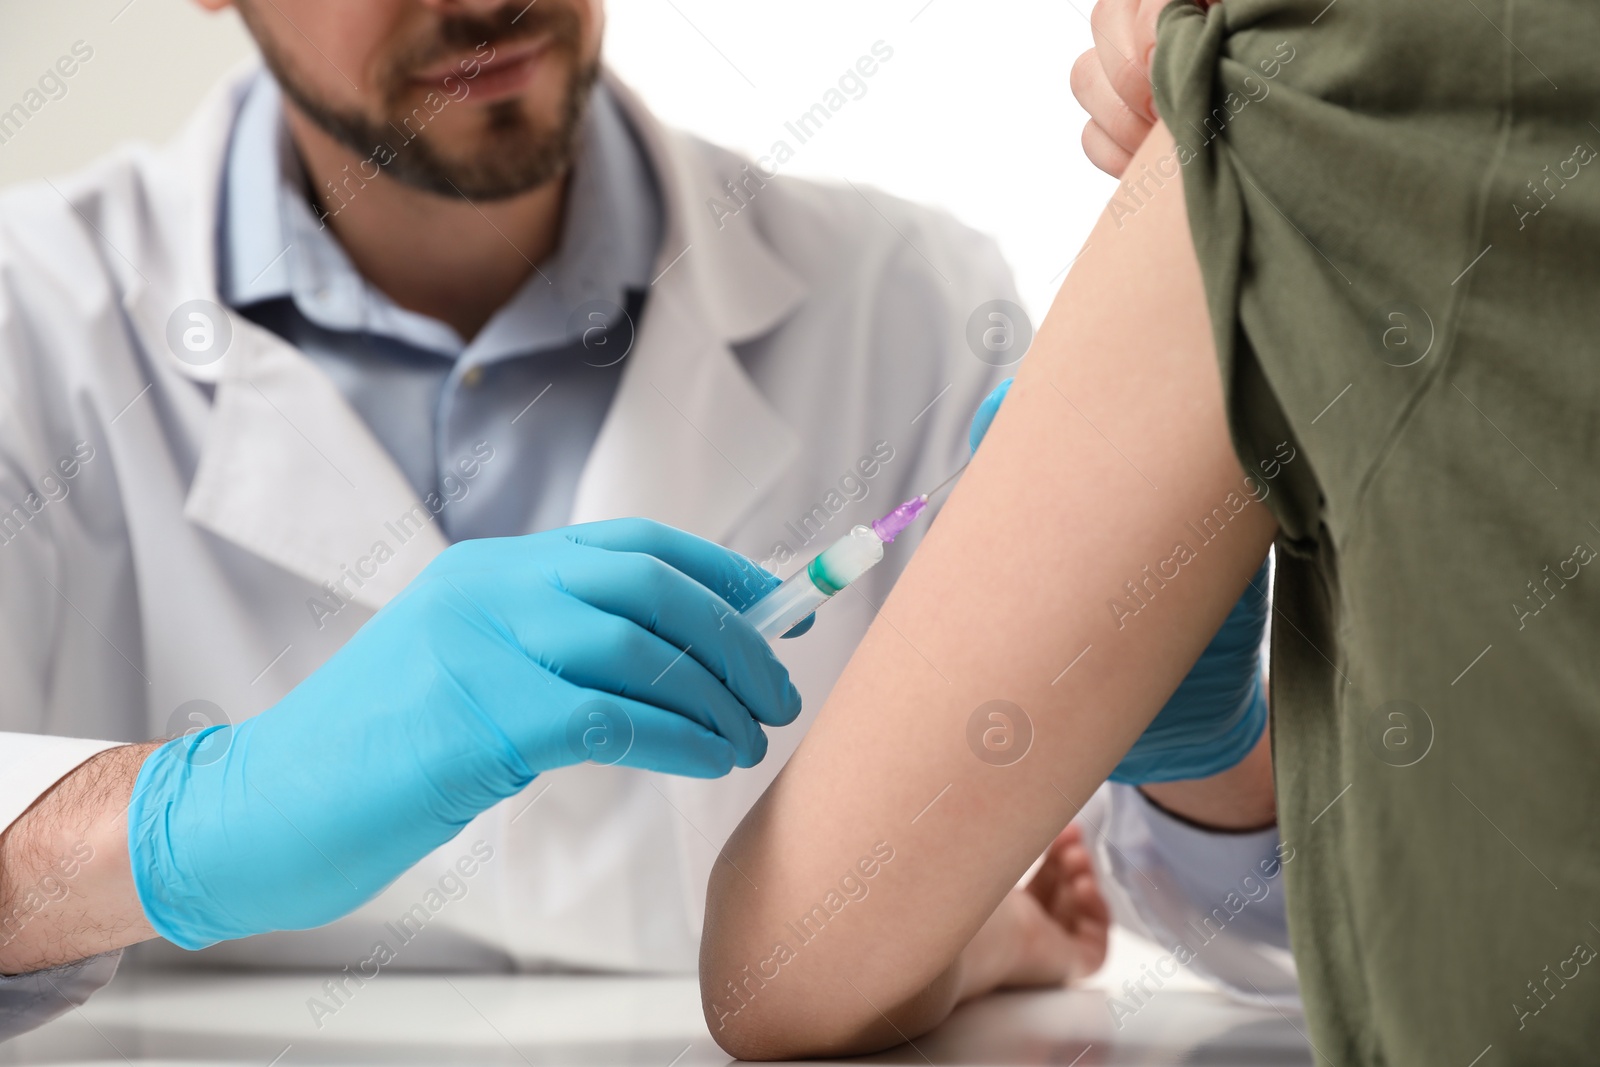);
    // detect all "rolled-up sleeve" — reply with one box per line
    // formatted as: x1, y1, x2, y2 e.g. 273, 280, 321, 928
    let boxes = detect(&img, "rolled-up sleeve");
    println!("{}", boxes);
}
0, 952, 121, 1042
1082, 783, 1299, 1007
